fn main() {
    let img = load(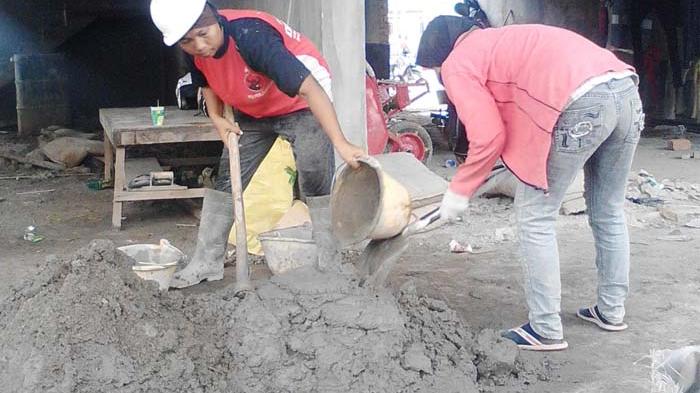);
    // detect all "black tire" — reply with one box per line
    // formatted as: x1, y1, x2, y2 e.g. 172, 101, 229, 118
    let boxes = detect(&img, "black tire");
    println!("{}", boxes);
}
388, 121, 434, 164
